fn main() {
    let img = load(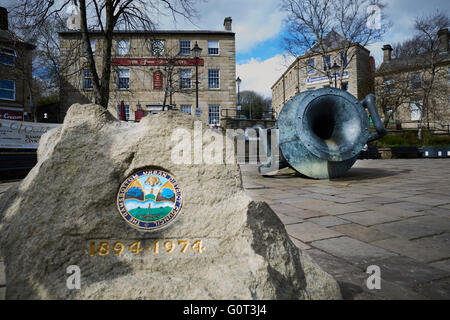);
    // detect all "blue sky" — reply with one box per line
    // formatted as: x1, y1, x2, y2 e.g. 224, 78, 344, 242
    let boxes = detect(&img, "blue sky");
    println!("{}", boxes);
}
171, 0, 450, 98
